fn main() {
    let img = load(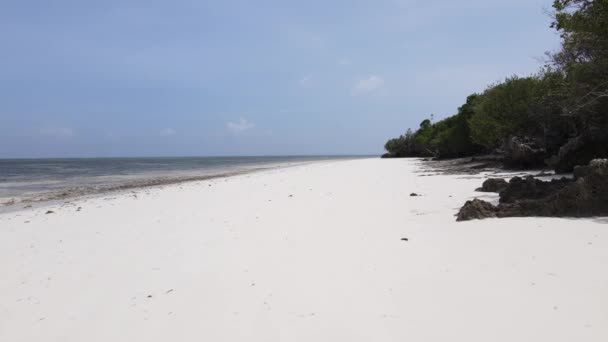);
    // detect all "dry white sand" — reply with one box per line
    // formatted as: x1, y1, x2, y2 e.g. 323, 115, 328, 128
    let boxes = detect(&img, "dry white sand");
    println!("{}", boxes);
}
1, 158, 607, 341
